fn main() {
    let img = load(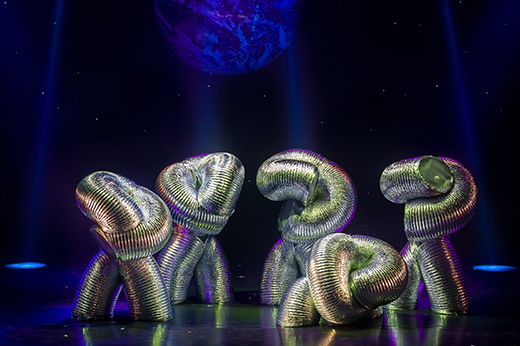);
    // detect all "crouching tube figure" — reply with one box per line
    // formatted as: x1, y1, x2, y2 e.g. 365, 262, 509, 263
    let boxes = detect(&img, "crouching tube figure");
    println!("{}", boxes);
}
156, 152, 245, 304
72, 171, 173, 321
257, 149, 407, 326
380, 156, 478, 314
